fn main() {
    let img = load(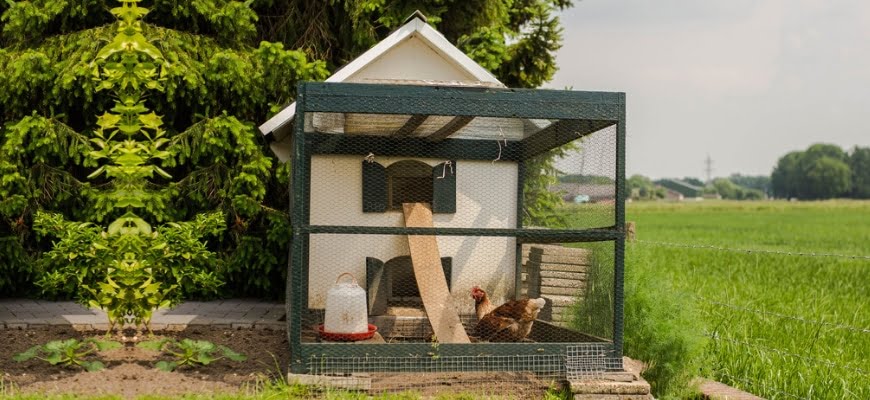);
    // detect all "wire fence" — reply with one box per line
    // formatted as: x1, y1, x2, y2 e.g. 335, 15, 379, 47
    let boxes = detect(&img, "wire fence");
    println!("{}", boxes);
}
703, 333, 870, 376
718, 372, 808, 400
695, 296, 870, 334
634, 239, 870, 260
